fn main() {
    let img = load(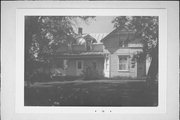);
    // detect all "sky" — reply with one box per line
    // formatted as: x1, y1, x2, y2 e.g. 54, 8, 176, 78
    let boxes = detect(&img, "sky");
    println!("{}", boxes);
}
75, 16, 115, 34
